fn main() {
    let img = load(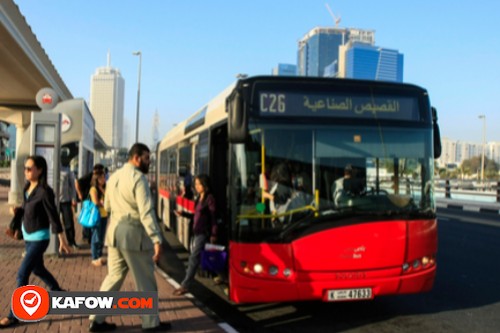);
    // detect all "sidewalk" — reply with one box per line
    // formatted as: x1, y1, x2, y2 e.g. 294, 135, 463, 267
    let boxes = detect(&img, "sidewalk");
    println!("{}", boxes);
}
436, 197, 500, 214
0, 185, 226, 333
